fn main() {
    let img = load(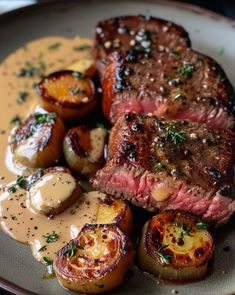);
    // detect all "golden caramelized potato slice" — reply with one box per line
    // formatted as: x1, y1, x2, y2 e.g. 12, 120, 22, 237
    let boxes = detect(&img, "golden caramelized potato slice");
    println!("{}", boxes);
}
66, 59, 96, 78
54, 223, 134, 294
11, 112, 66, 168
37, 70, 97, 121
28, 167, 81, 216
96, 193, 133, 235
63, 125, 107, 177
138, 211, 214, 282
